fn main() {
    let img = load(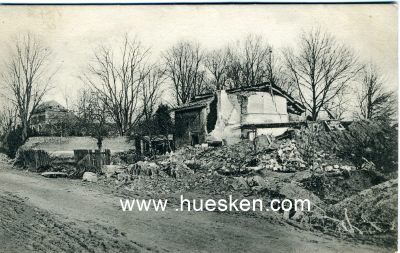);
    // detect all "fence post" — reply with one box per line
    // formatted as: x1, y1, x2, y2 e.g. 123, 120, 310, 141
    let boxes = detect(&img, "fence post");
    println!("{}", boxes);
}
74, 150, 90, 163
104, 149, 111, 165
94, 149, 102, 169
